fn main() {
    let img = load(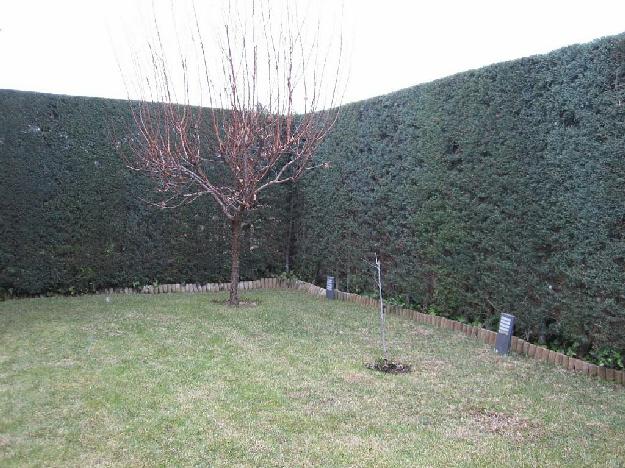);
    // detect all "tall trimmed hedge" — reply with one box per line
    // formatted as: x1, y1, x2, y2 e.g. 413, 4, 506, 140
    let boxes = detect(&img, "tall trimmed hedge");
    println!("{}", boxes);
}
0, 91, 291, 295
294, 34, 625, 356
